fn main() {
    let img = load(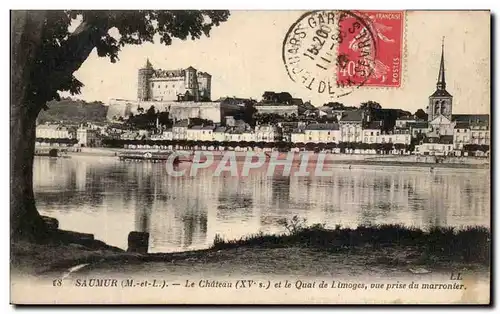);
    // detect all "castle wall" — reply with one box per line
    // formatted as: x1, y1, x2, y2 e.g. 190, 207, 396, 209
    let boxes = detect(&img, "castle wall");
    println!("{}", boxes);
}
107, 99, 223, 123
254, 105, 298, 116
106, 100, 134, 120
149, 77, 186, 101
